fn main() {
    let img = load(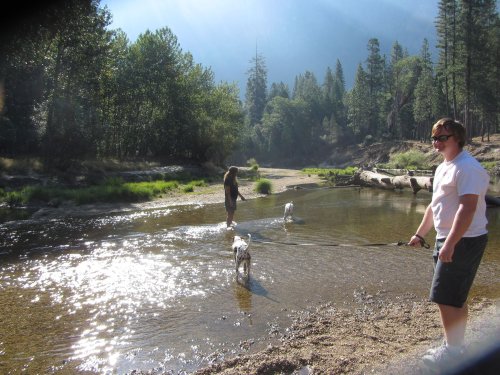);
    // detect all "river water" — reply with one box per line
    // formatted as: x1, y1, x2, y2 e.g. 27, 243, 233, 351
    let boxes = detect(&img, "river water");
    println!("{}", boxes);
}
0, 187, 499, 374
